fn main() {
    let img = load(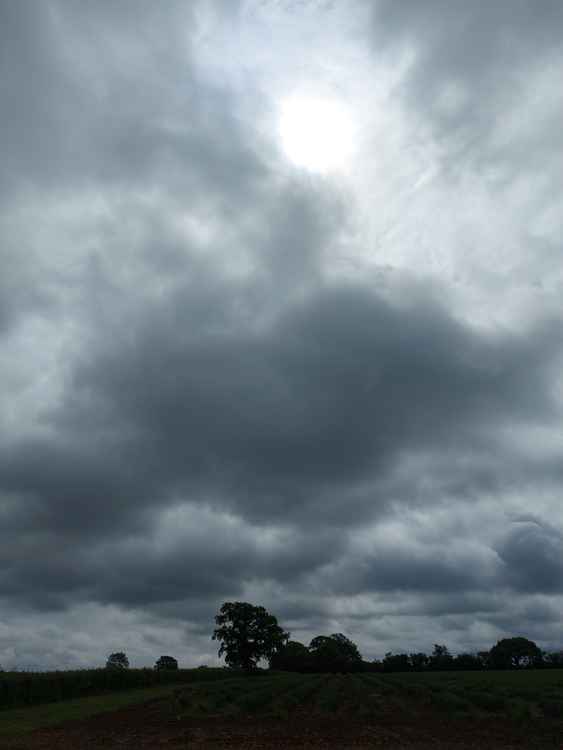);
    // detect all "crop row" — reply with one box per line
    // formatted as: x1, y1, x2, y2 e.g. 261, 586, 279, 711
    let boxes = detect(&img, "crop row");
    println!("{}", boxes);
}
173, 670, 563, 722
0, 667, 233, 710
174, 674, 389, 719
